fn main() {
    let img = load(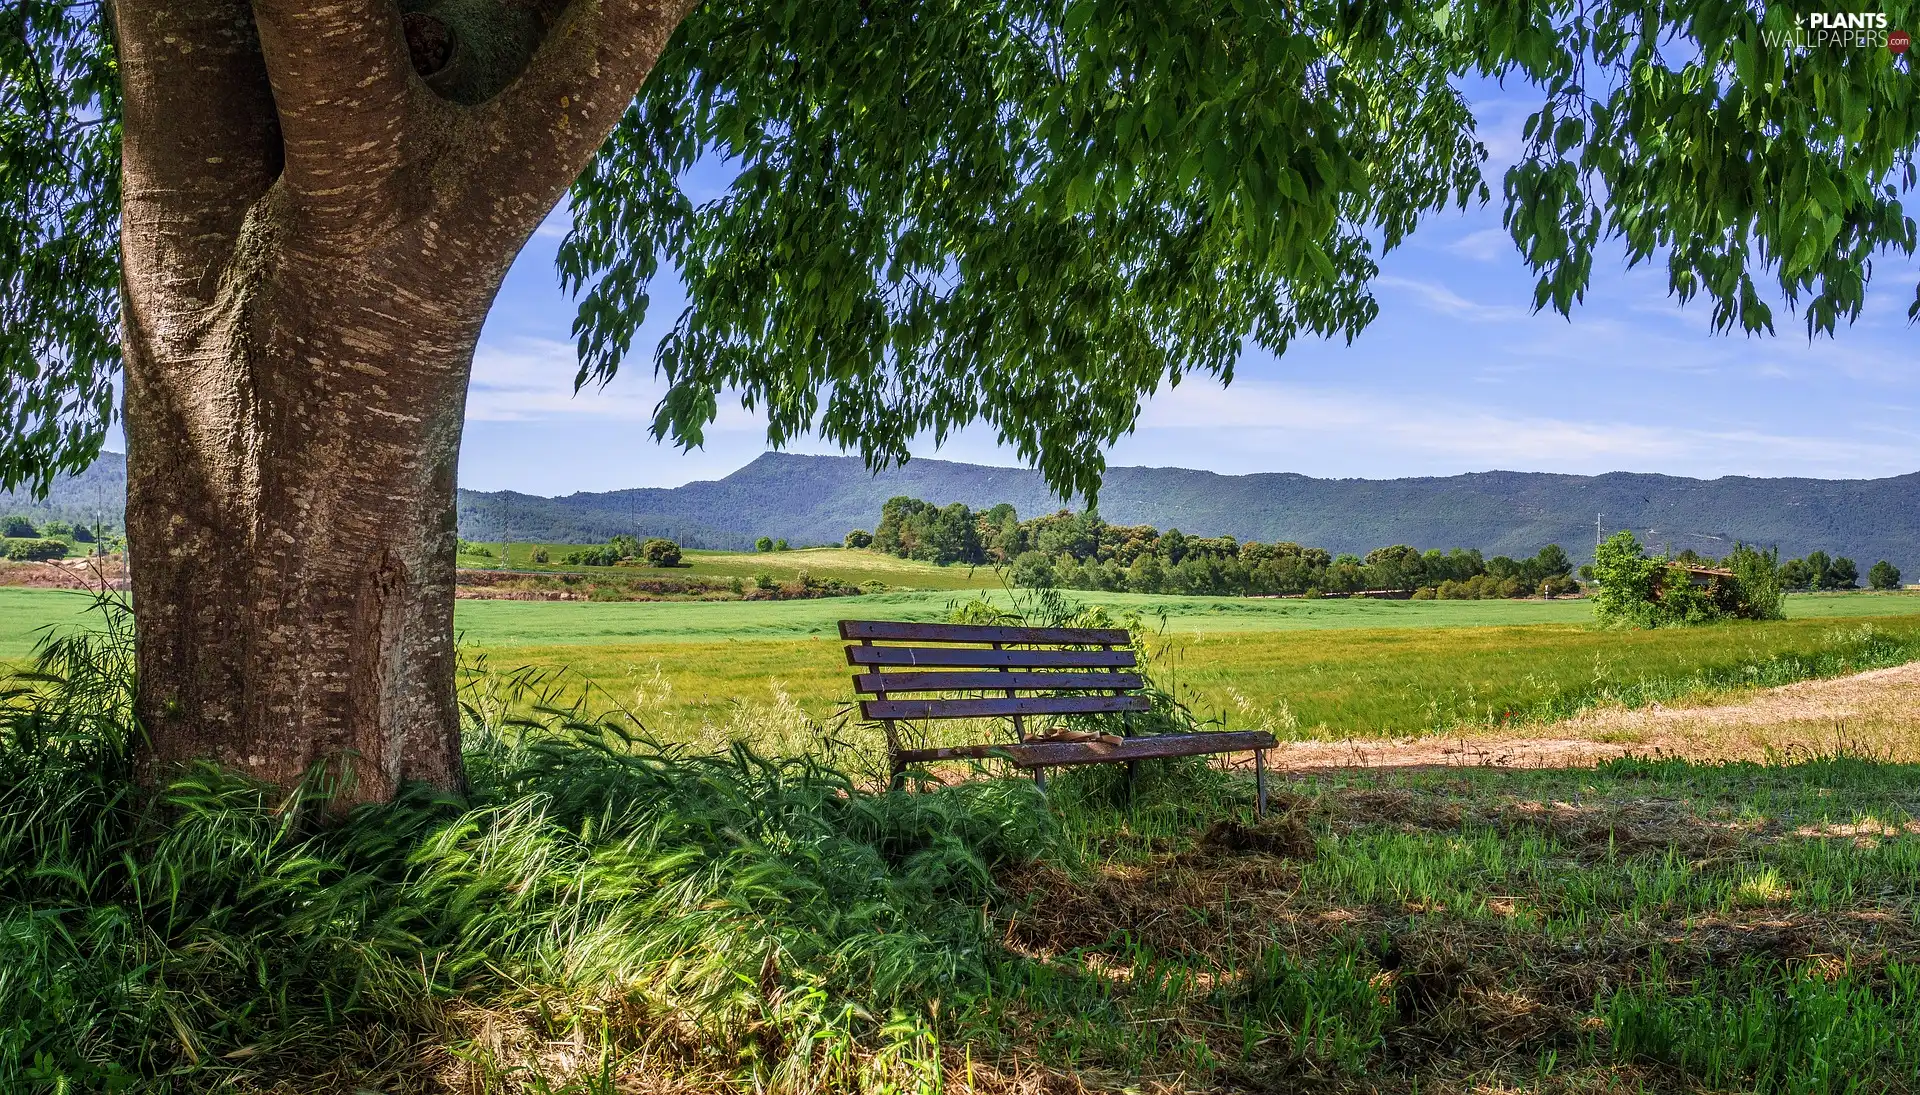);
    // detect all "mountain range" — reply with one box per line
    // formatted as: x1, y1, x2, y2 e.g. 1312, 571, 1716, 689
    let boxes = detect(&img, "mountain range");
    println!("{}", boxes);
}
11, 452, 1918, 572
